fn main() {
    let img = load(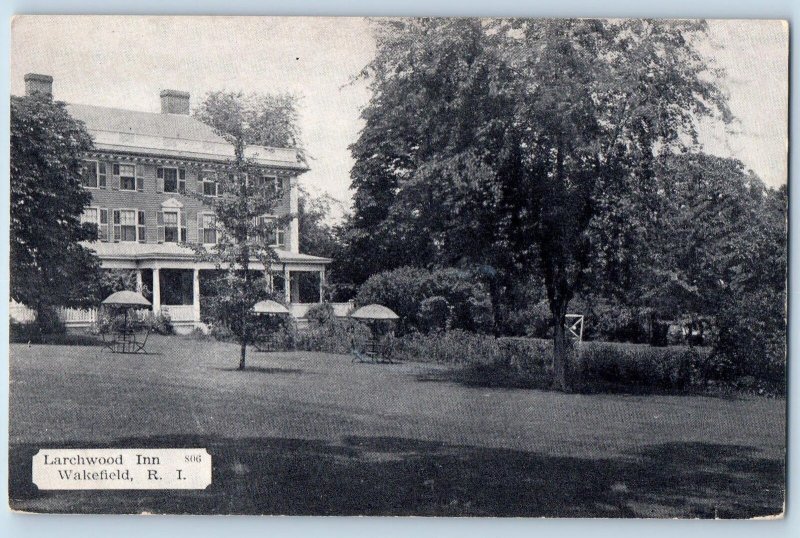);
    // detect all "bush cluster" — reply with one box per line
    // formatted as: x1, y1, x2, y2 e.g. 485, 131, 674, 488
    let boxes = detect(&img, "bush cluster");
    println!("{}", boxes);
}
93, 309, 174, 335
355, 266, 494, 333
